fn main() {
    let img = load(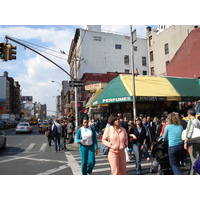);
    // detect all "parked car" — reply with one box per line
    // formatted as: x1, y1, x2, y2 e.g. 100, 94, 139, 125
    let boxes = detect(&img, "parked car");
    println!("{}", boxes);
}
0, 131, 6, 149
0, 120, 9, 129
8, 120, 18, 128
38, 122, 49, 133
0, 121, 5, 130
15, 122, 33, 133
